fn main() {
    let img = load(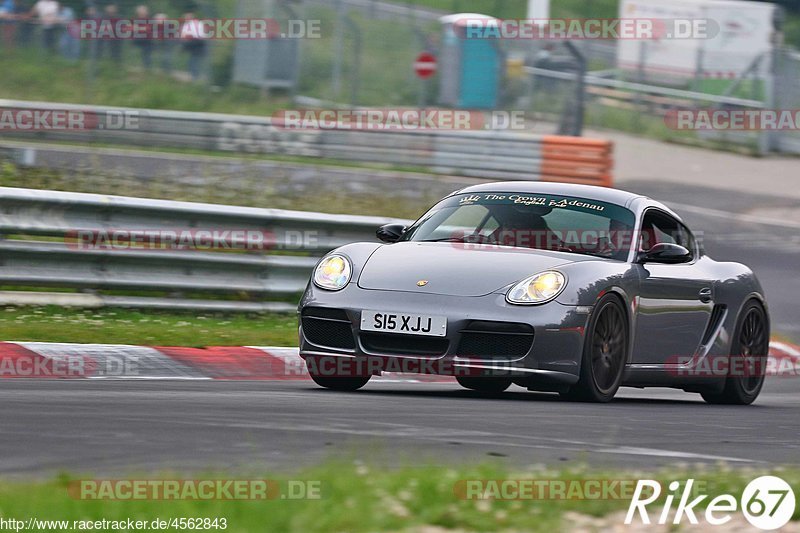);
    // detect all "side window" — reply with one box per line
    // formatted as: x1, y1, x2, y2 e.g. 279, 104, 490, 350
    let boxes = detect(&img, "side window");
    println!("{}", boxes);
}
640, 210, 695, 260
678, 223, 699, 258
